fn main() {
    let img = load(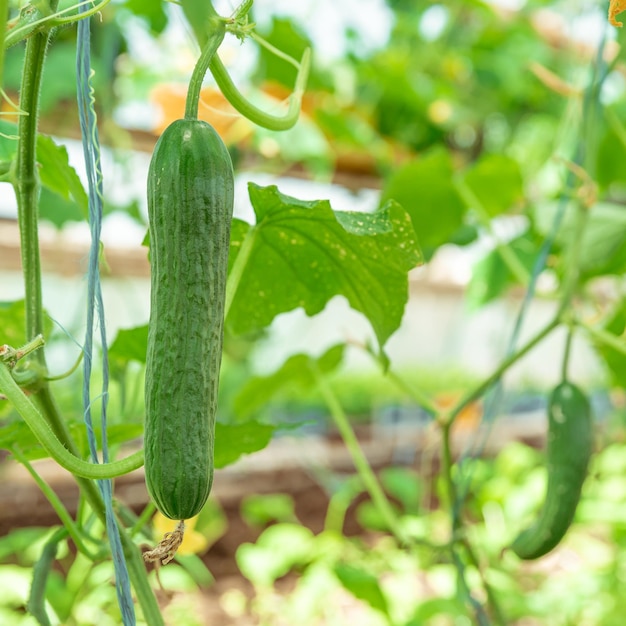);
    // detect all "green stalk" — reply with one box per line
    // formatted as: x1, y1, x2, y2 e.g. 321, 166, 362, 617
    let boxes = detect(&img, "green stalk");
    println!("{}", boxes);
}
446, 316, 560, 425
313, 365, 409, 546
582, 323, 626, 356
184, 18, 226, 120
16, 33, 47, 349
224, 227, 257, 319
455, 179, 530, 287
0, 363, 144, 478
12, 447, 99, 558
27, 526, 68, 626
0, 0, 8, 89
